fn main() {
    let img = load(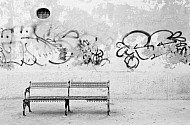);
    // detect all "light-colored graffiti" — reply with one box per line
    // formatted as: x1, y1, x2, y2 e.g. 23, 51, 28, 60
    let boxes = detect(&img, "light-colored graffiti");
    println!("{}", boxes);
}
116, 30, 190, 69
0, 23, 110, 69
